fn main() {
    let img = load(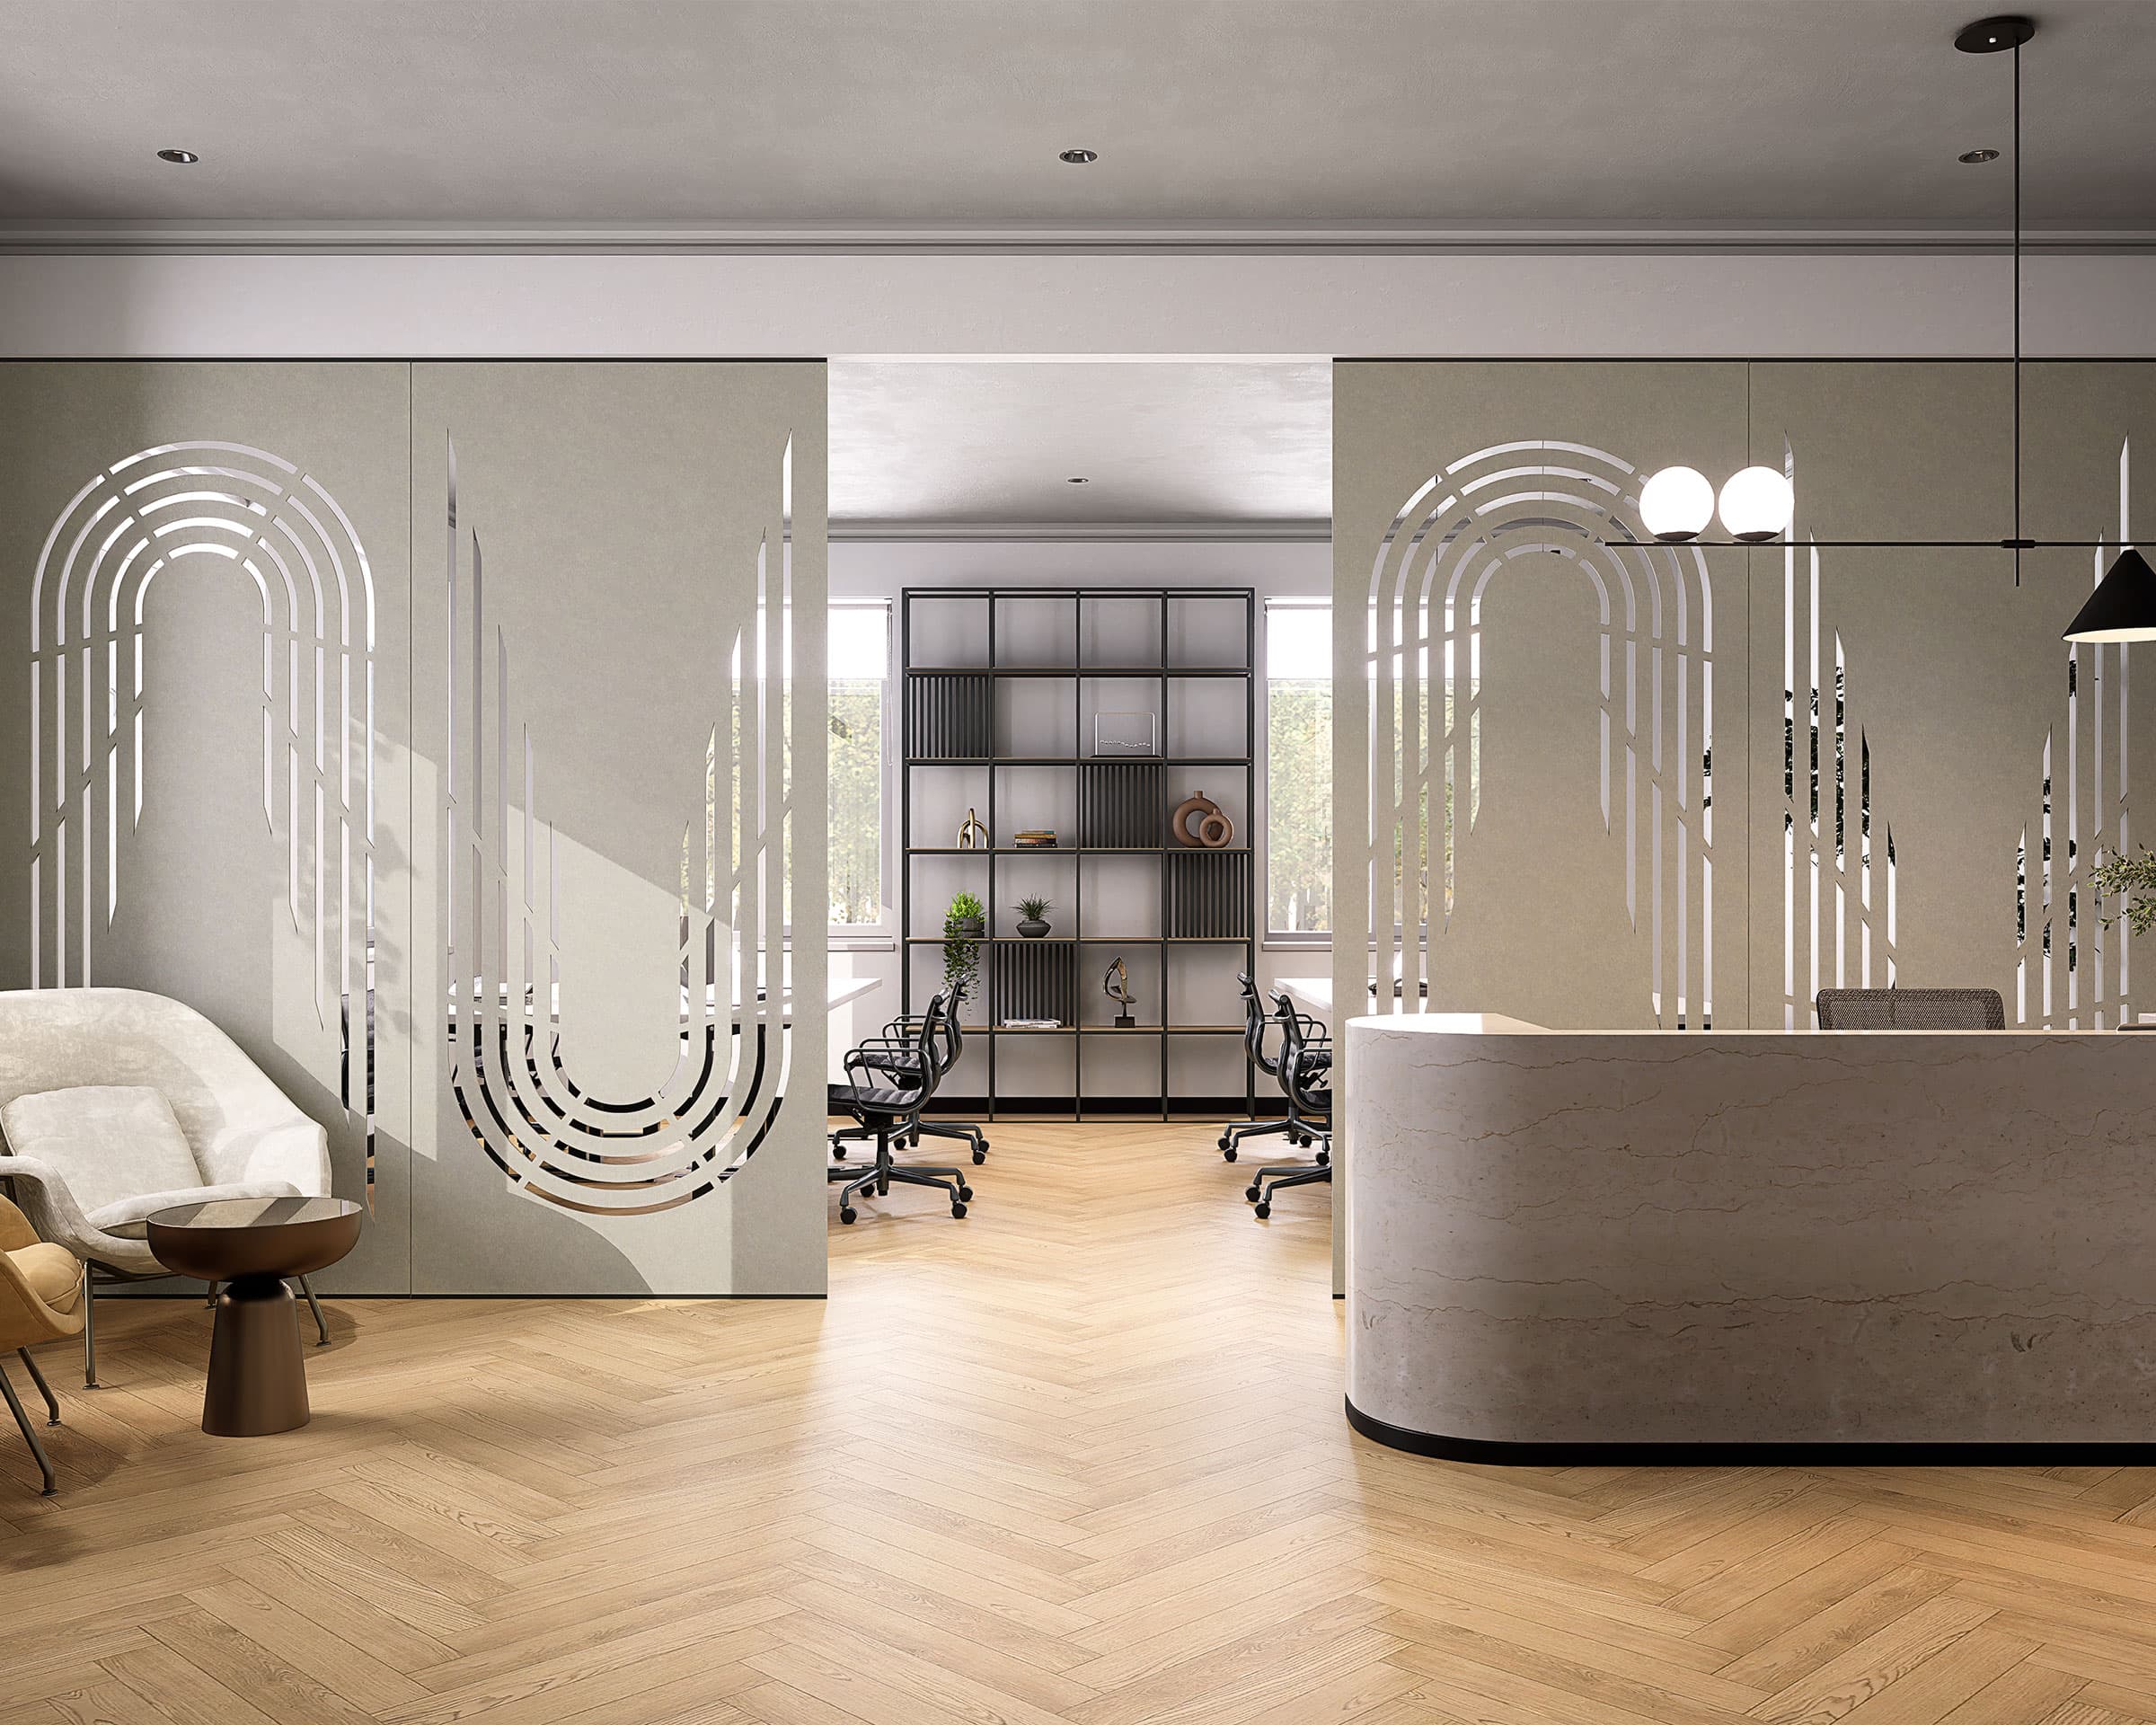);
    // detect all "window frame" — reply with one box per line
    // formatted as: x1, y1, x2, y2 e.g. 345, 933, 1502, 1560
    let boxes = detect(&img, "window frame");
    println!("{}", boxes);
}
1261, 596, 1334, 950
826, 597, 896, 949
